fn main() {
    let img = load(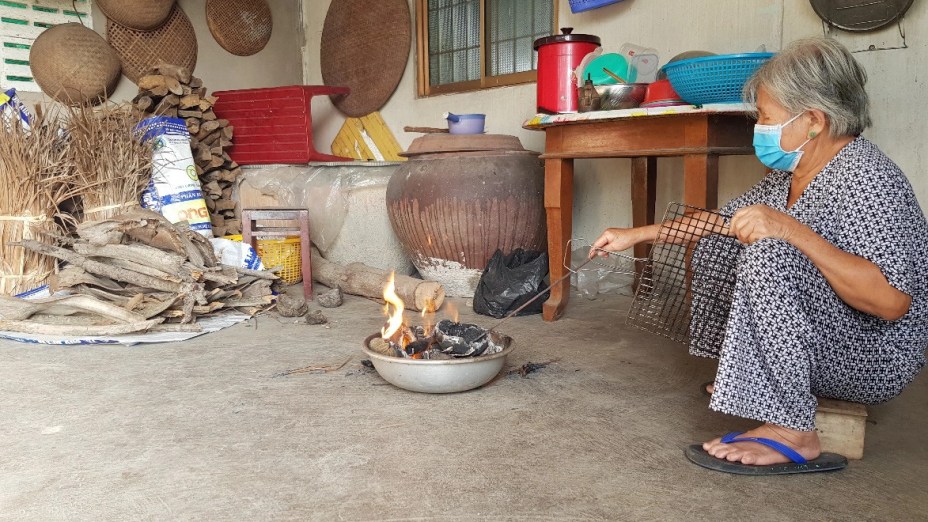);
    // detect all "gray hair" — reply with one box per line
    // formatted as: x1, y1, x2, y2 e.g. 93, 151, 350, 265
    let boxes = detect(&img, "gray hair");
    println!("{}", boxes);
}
743, 37, 871, 137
